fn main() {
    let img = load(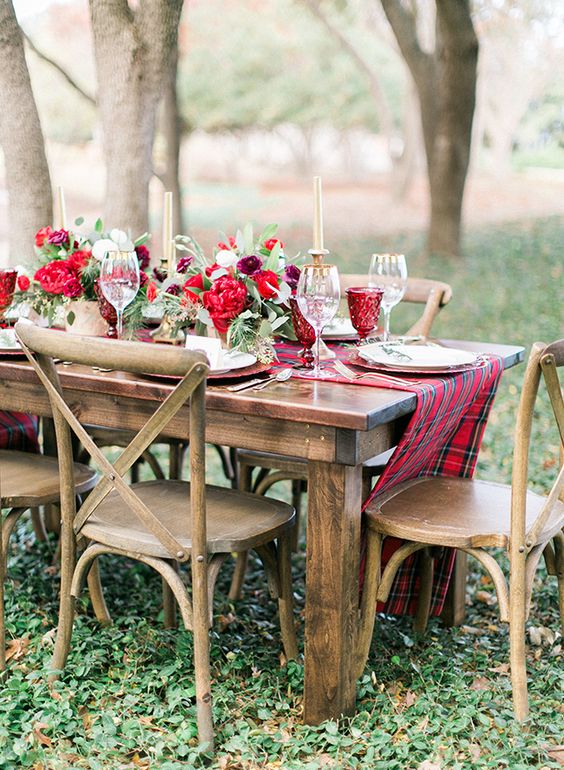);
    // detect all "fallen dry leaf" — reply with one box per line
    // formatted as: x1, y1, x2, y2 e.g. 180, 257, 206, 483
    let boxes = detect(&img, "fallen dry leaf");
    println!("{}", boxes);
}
417, 761, 442, 770
470, 676, 490, 691
547, 745, 564, 766
475, 590, 497, 606
490, 663, 510, 674
32, 722, 52, 748
460, 625, 482, 635
5, 637, 30, 662
217, 612, 236, 632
